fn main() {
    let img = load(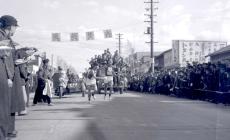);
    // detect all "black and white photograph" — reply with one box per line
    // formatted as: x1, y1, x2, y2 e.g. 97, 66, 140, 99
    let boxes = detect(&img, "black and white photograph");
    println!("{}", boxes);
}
1, 0, 230, 140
